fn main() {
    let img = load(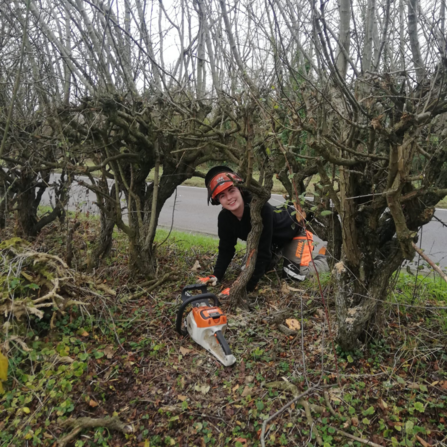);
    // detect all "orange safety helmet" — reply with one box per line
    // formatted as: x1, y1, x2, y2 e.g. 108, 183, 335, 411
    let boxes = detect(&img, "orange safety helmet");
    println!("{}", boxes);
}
205, 166, 244, 205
